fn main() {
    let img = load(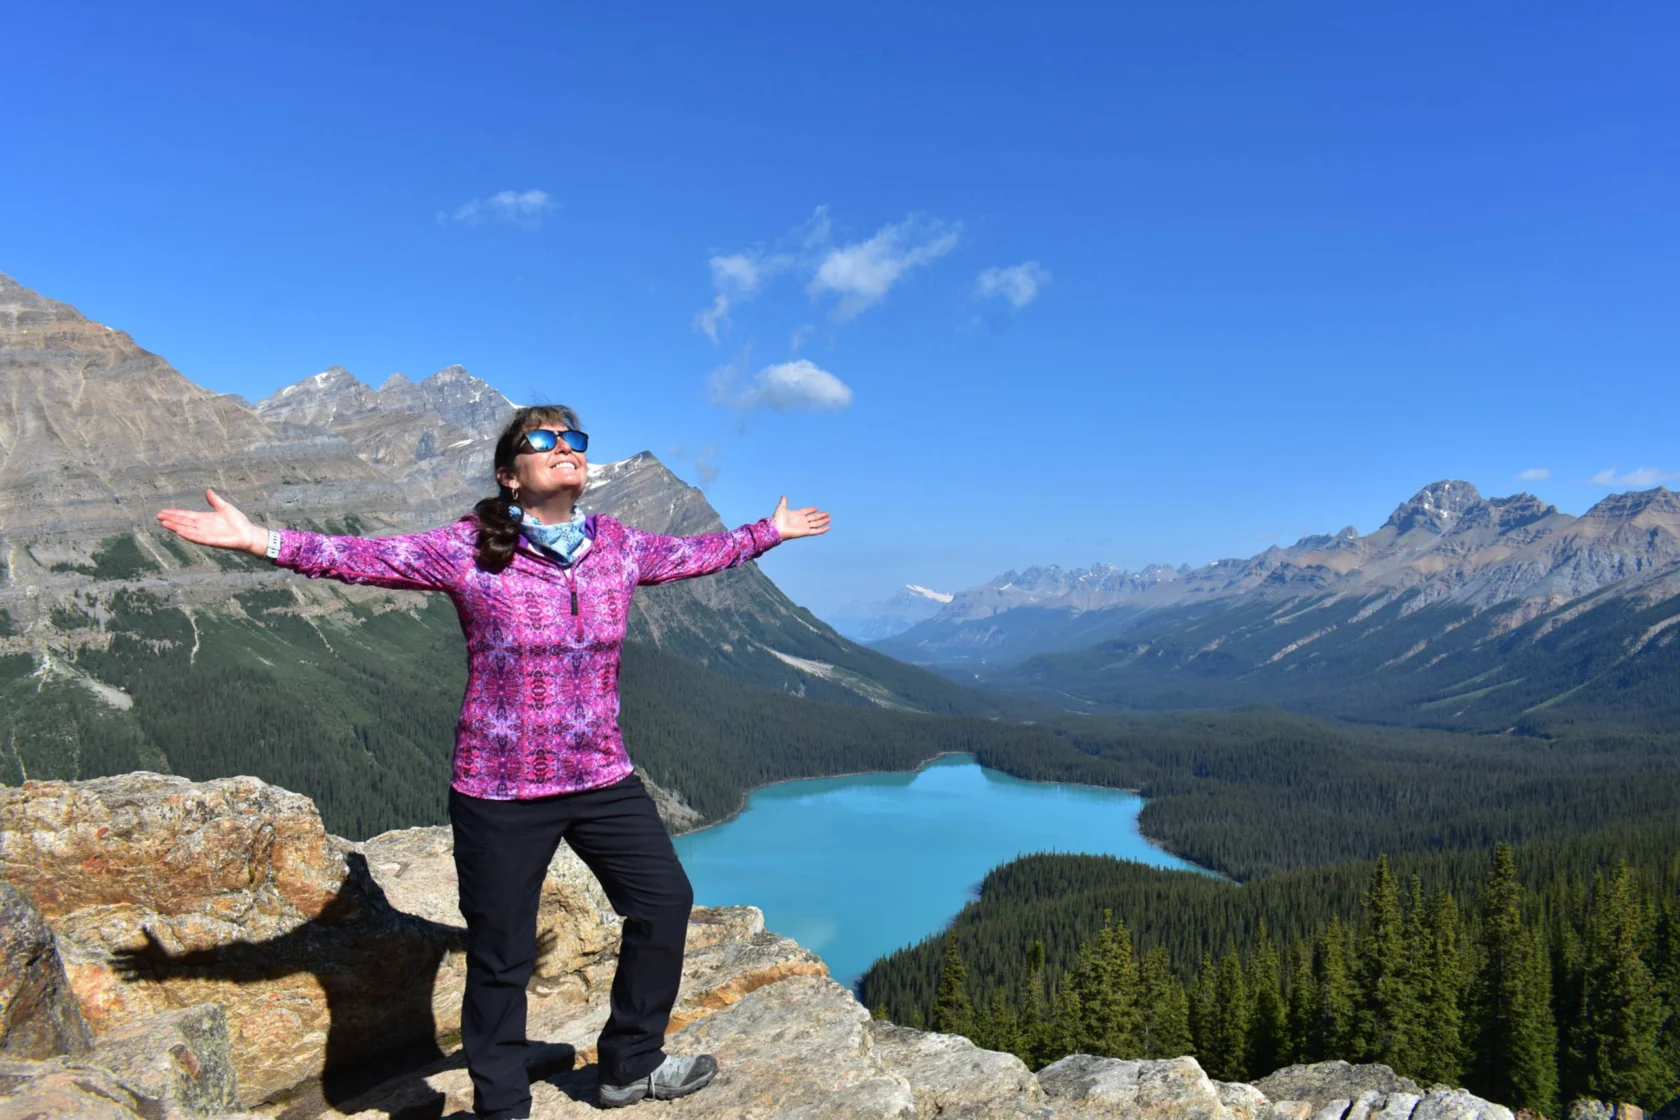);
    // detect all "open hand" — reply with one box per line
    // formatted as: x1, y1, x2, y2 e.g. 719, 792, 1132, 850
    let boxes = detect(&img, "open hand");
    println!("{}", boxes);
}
156, 490, 267, 556
772, 496, 831, 541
